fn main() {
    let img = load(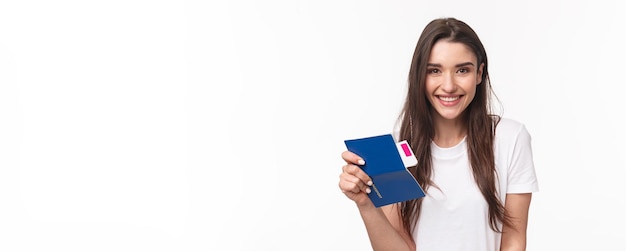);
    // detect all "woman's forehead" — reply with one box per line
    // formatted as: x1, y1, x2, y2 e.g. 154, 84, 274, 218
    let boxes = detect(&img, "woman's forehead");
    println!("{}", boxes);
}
428, 40, 477, 65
